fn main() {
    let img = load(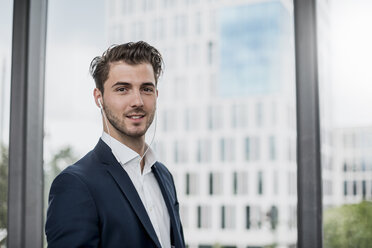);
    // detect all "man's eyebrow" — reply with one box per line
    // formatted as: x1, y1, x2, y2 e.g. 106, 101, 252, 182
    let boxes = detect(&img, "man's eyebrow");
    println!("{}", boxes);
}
141, 82, 156, 87
111, 82, 131, 88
